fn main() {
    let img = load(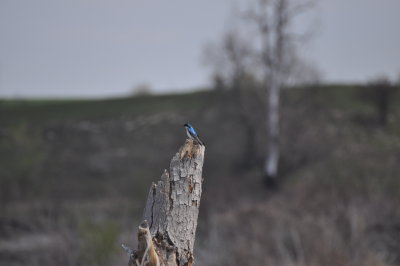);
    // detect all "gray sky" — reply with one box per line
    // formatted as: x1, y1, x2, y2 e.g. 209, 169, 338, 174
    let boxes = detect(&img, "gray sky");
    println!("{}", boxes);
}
0, 0, 399, 98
